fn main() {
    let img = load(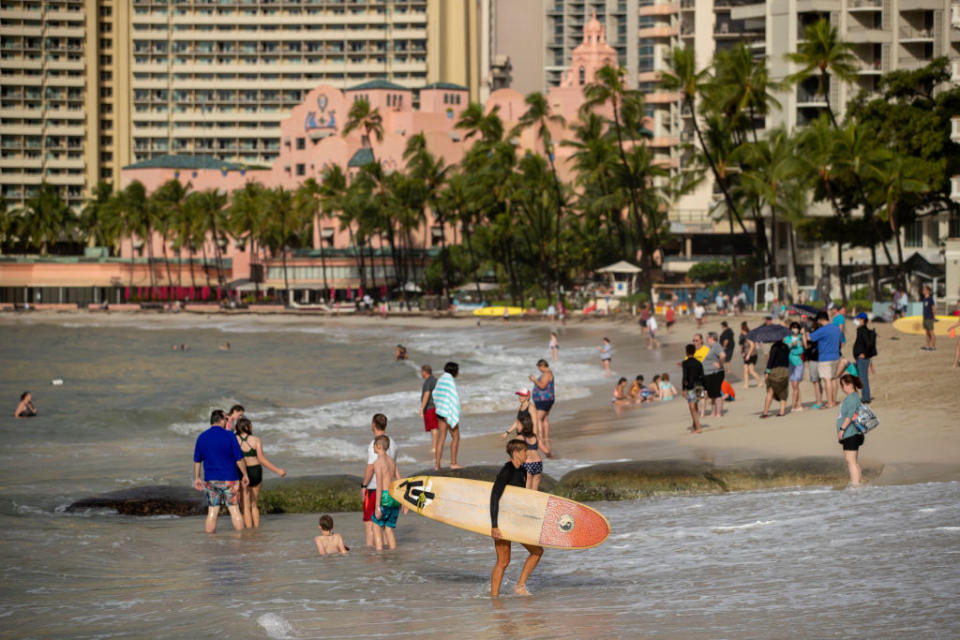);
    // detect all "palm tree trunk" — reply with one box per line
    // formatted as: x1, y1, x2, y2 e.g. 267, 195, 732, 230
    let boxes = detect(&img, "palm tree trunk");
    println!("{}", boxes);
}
837, 240, 847, 306
610, 98, 654, 291
162, 236, 174, 289
281, 212, 290, 306
145, 225, 157, 294
787, 223, 799, 301
201, 243, 212, 289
